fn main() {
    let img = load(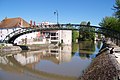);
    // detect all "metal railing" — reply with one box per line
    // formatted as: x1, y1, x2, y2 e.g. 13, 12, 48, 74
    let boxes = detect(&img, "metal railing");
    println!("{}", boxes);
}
2, 24, 120, 45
